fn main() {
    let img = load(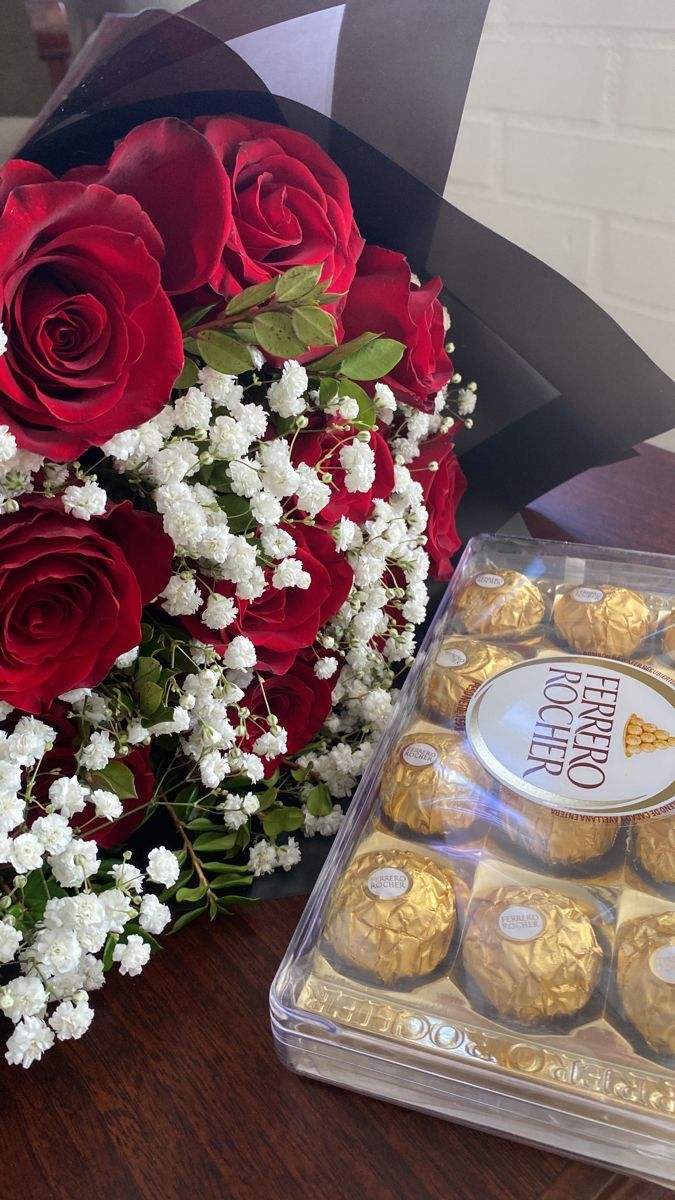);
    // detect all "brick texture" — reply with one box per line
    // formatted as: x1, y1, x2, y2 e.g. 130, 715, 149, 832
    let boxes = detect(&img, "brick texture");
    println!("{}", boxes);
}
444, 0, 675, 384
